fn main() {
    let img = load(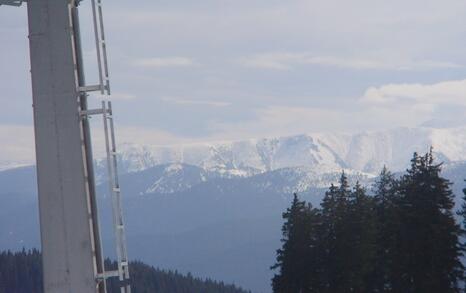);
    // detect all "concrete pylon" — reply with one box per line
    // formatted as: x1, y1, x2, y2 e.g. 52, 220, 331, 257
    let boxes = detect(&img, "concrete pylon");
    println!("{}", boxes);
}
27, 0, 102, 292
